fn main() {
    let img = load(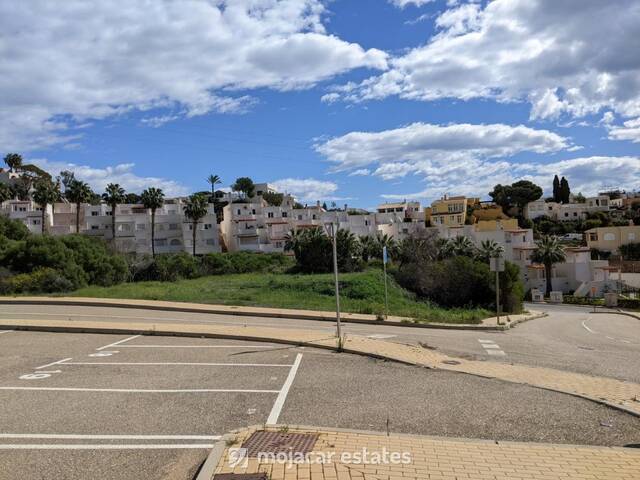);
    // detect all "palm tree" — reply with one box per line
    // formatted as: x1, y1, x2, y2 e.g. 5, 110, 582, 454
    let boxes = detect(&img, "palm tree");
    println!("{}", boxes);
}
206, 174, 222, 197
358, 235, 376, 262
284, 229, 302, 258
531, 235, 566, 297
102, 183, 126, 242
375, 232, 397, 259
3, 153, 22, 172
183, 193, 209, 256
450, 235, 475, 257
0, 183, 11, 203
66, 179, 93, 233
141, 187, 165, 257
436, 237, 454, 259
32, 180, 59, 234
476, 239, 505, 263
